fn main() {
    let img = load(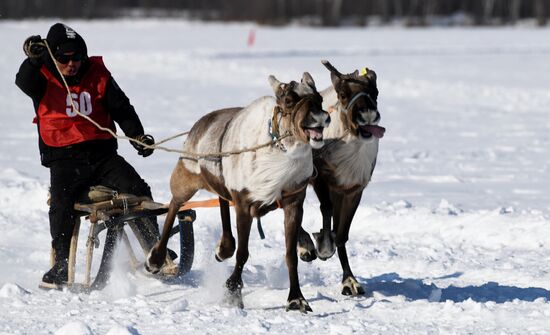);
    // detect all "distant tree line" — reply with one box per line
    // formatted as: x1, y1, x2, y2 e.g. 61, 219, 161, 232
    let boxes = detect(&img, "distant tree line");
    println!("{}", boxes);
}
1, 0, 547, 26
